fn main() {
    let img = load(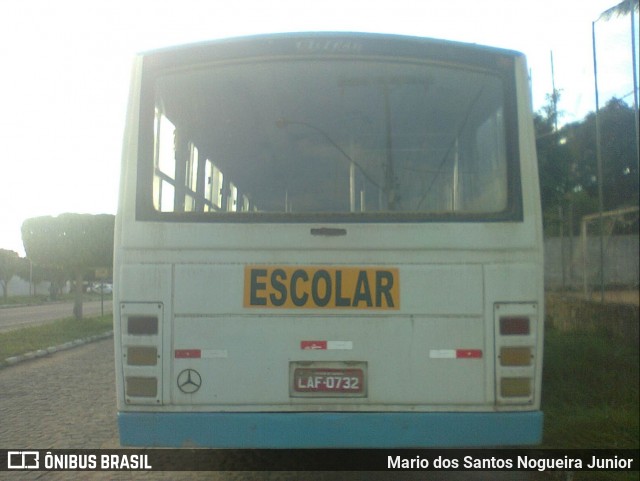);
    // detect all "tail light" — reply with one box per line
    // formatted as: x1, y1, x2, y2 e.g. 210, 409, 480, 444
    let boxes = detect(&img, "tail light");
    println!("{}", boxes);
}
494, 304, 538, 405
120, 303, 163, 405
499, 316, 530, 335
500, 347, 532, 366
500, 377, 532, 398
